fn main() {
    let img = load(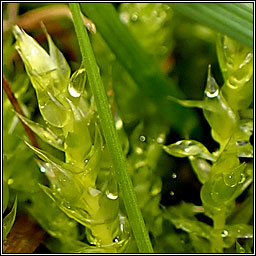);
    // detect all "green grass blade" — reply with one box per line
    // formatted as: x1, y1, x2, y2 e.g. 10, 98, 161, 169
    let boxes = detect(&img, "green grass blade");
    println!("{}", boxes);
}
170, 3, 253, 48
3, 196, 18, 240
80, 3, 200, 135
69, 3, 153, 253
